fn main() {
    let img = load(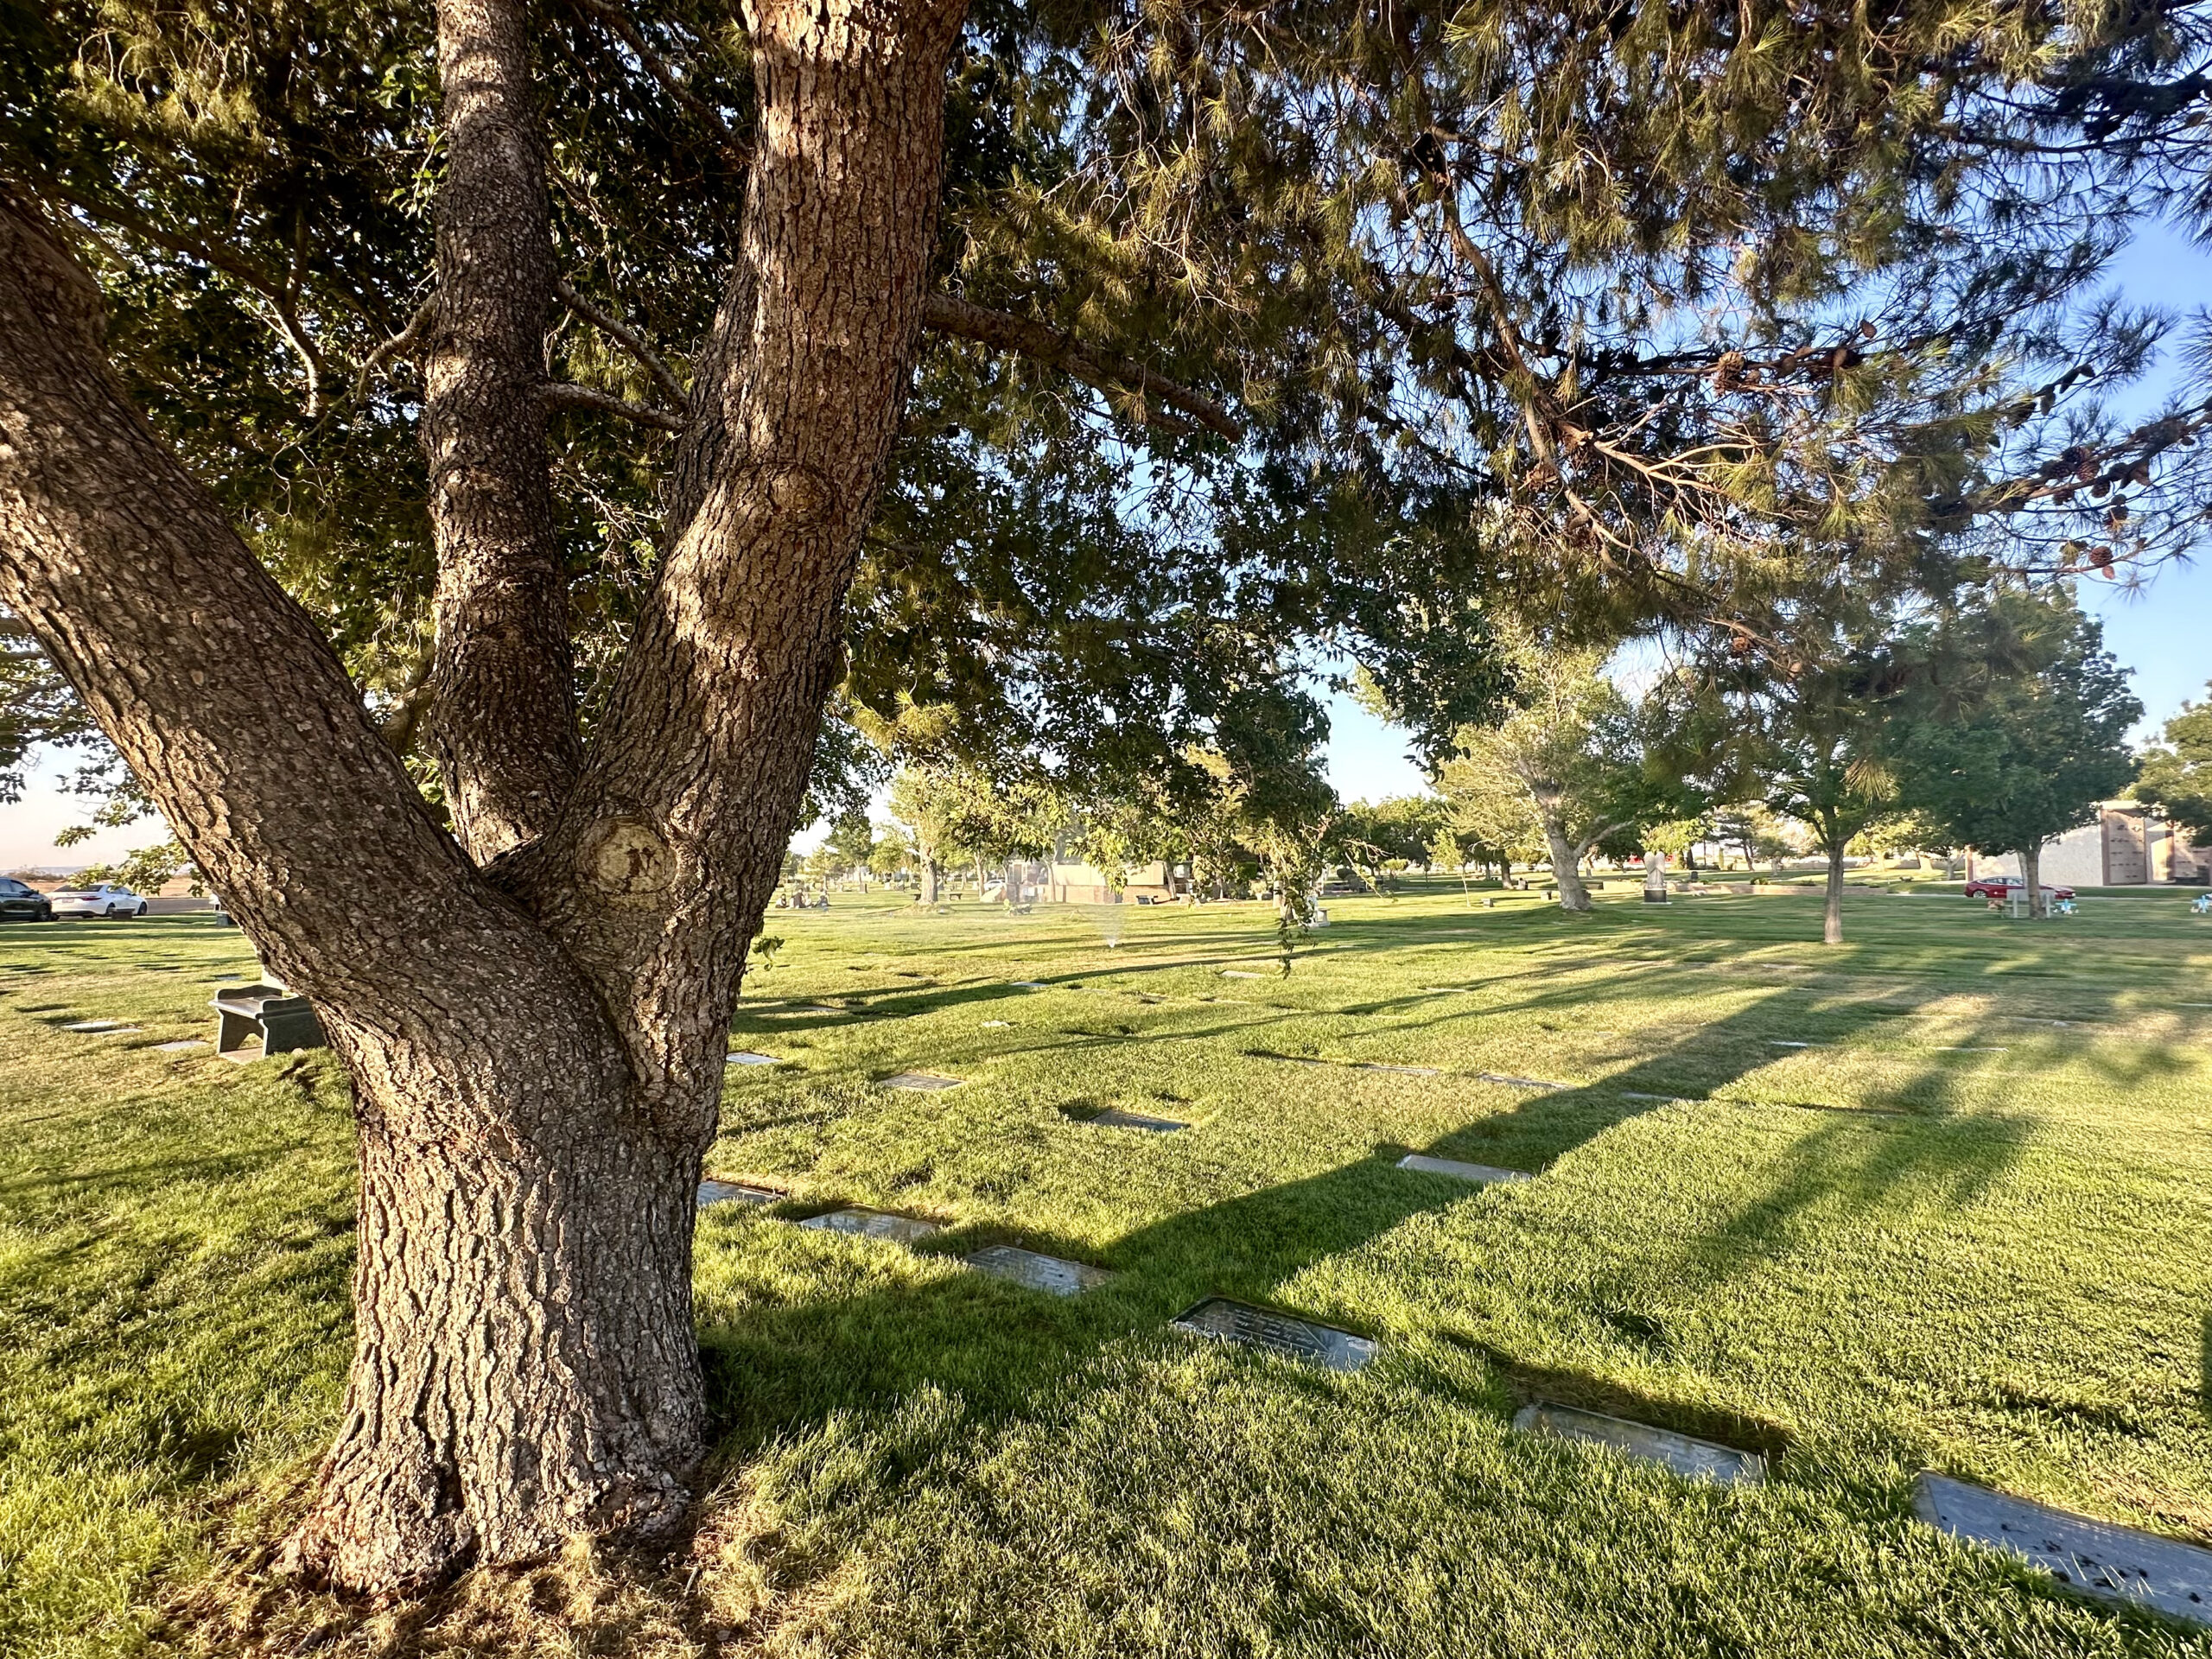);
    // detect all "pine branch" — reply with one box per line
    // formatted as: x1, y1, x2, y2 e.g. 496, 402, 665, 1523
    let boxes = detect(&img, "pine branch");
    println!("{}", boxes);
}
571, 0, 749, 166
351, 292, 438, 401
541, 380, 684, 431
556, 280, 687, 407
34, 174, 330, 416
919, 294, 1239, 441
